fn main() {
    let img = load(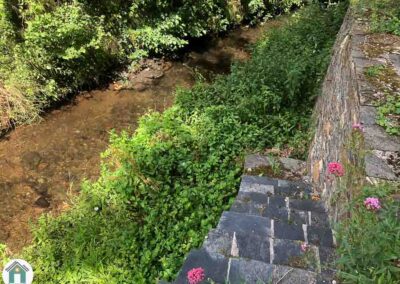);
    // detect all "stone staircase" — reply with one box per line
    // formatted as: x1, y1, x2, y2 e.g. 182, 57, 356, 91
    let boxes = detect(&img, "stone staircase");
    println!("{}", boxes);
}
169, 156, 336, 284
